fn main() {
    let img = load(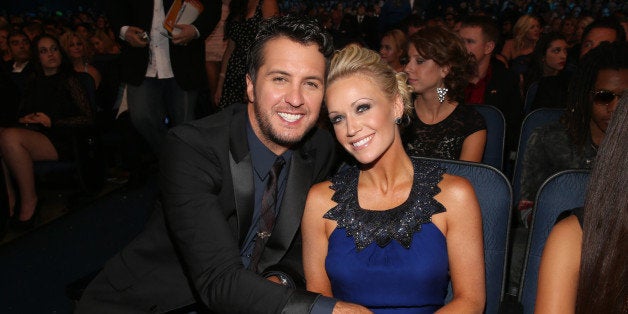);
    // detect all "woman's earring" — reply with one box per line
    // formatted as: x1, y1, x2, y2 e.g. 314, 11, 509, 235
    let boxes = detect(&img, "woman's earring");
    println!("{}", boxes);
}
394, 117, 402, 125
436, 87, 448, 104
